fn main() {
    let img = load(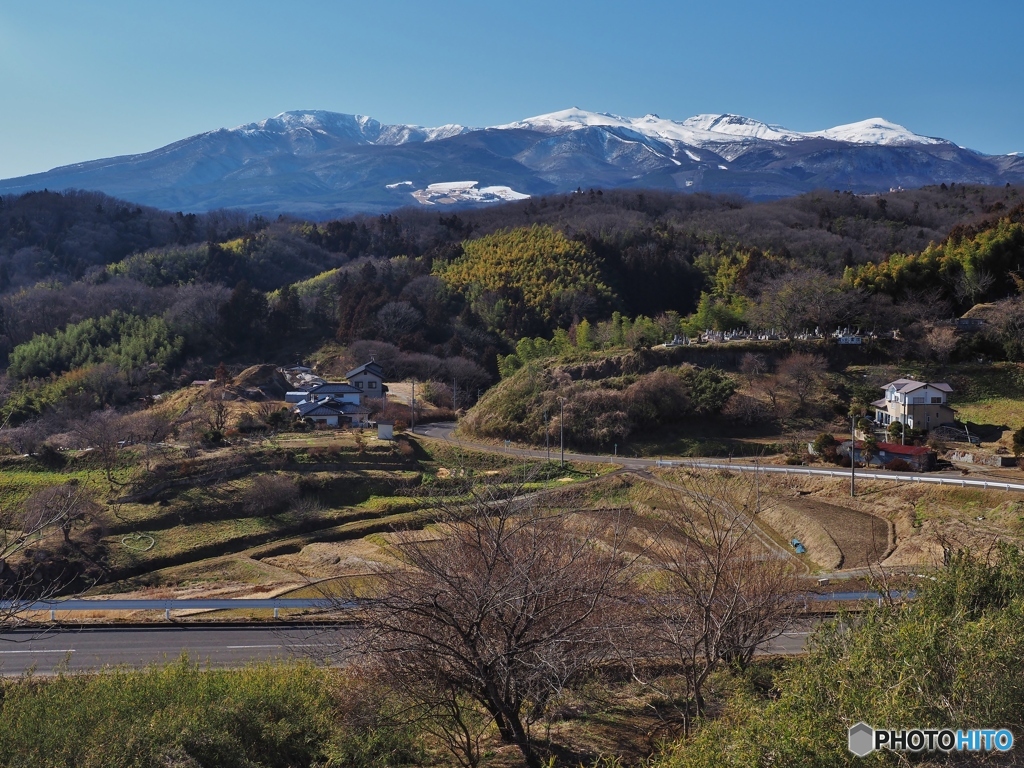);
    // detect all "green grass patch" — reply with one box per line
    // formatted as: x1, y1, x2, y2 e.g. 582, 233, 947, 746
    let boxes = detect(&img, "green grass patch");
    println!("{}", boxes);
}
0, 659, 418, 768
954, 397, 1024, 431
0, 469, 100, 509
